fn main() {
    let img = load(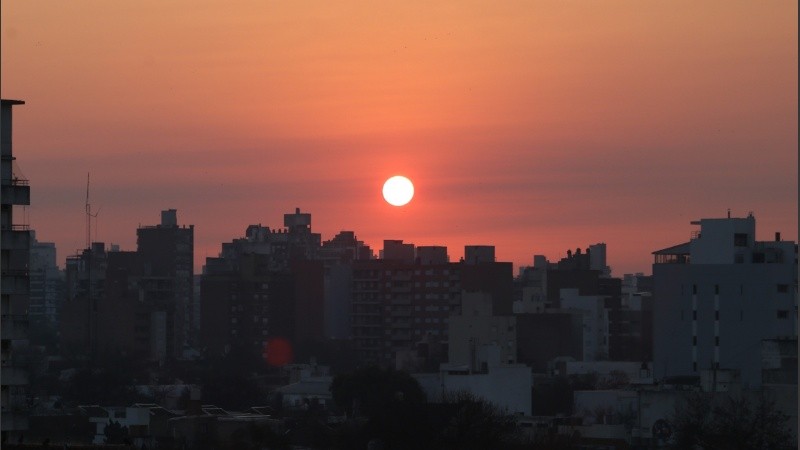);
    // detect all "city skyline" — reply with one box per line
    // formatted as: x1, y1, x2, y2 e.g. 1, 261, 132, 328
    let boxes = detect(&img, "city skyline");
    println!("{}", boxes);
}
2, 1, 797, 275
